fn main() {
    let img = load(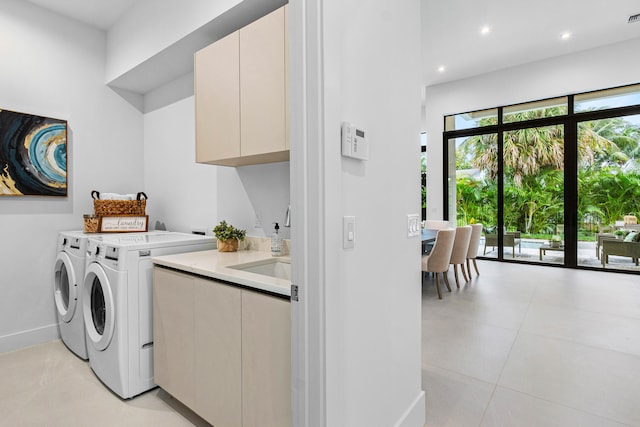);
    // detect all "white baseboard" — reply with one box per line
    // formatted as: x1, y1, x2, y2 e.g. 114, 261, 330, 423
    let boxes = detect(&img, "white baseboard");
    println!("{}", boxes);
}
0, 324, 60, 354
394, 390, 426, 427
